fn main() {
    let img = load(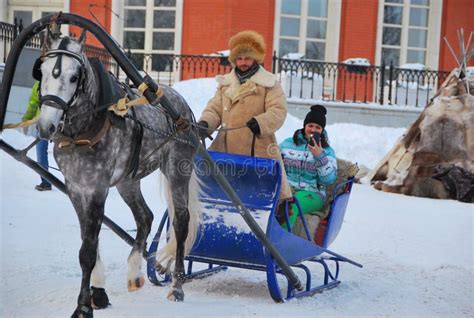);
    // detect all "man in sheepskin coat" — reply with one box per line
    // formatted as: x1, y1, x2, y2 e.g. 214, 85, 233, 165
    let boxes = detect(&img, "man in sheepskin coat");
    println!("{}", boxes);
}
198, 30, 292, 201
